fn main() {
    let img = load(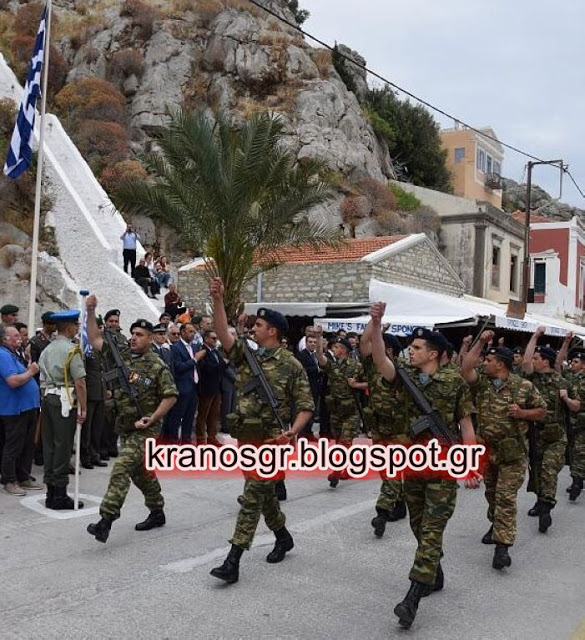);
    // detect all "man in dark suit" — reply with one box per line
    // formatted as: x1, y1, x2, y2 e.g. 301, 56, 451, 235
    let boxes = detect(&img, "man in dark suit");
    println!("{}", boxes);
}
195, 329, 226, 446
165, 323, 204, 443
297, 335, 321, 441
151, 324, 173, 370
